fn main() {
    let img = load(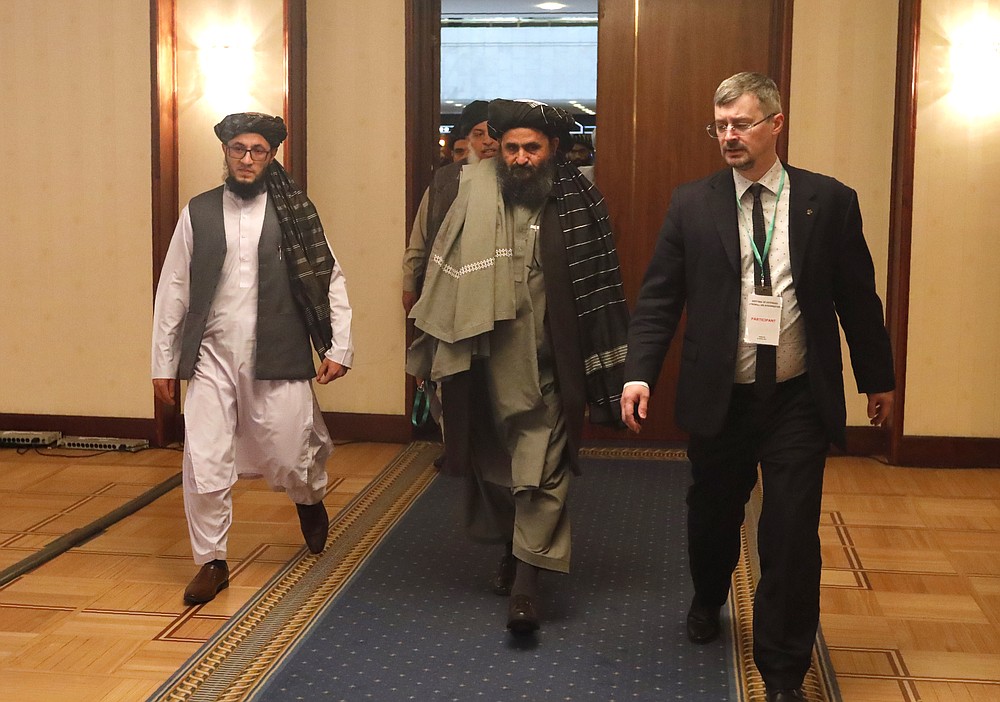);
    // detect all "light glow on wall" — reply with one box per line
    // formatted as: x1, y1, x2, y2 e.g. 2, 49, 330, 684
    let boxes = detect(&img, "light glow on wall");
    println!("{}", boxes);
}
949, 12, 1000, 117
197, 26, 256, 115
